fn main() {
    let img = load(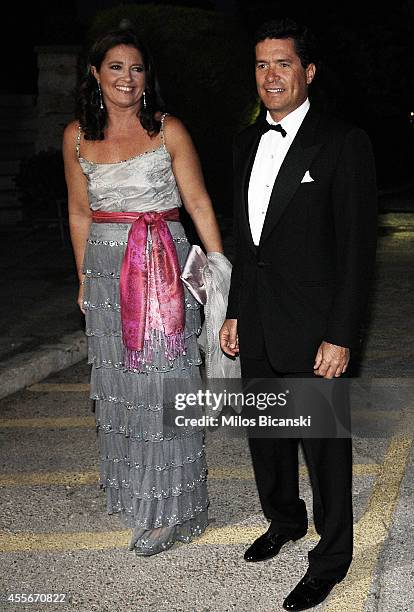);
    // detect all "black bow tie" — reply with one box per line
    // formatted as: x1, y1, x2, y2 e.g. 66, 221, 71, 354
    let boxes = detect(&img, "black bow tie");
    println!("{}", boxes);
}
259, 122, 287, 138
